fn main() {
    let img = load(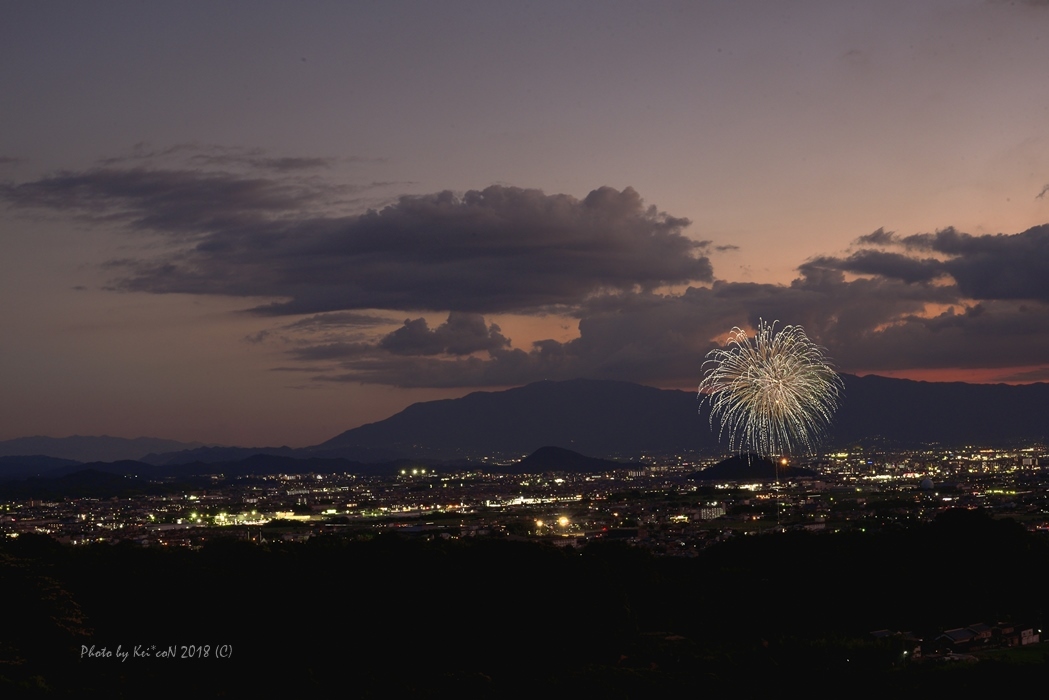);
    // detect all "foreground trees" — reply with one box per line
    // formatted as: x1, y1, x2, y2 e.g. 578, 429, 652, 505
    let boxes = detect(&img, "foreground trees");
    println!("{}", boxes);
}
2, 509, 1047, 696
